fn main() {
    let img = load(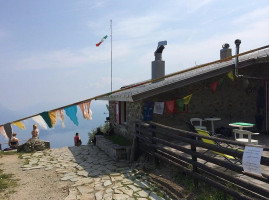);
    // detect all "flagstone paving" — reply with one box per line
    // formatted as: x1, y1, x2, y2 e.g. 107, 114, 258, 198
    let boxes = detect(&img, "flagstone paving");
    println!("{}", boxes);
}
21, 145, 171, 200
